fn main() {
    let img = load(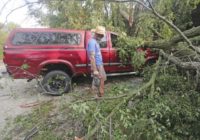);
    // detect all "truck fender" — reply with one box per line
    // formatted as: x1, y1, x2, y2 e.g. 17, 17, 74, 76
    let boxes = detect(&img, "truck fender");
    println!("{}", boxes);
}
38, 59, 75, 75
